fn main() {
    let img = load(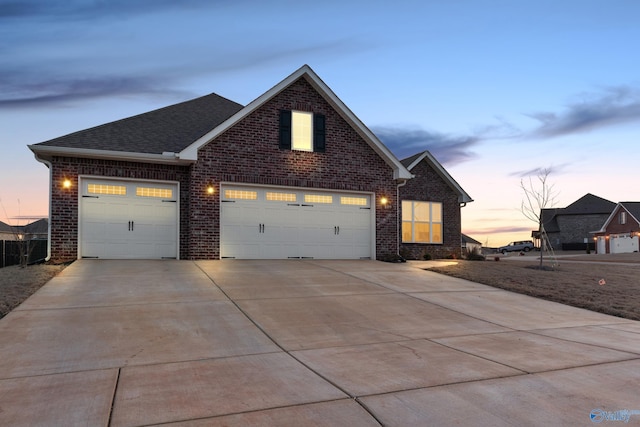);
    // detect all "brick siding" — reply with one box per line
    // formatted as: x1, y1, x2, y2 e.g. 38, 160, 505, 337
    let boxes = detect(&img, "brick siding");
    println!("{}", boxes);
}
48, 157, 190, 263
399, 160, 462, 259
